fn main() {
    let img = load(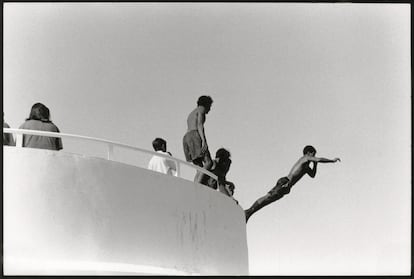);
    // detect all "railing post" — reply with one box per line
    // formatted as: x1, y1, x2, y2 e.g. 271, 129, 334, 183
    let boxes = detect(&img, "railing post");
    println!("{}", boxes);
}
176, 161, 180, 177
107, 144, 114, 160
15, 134, 23, 148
